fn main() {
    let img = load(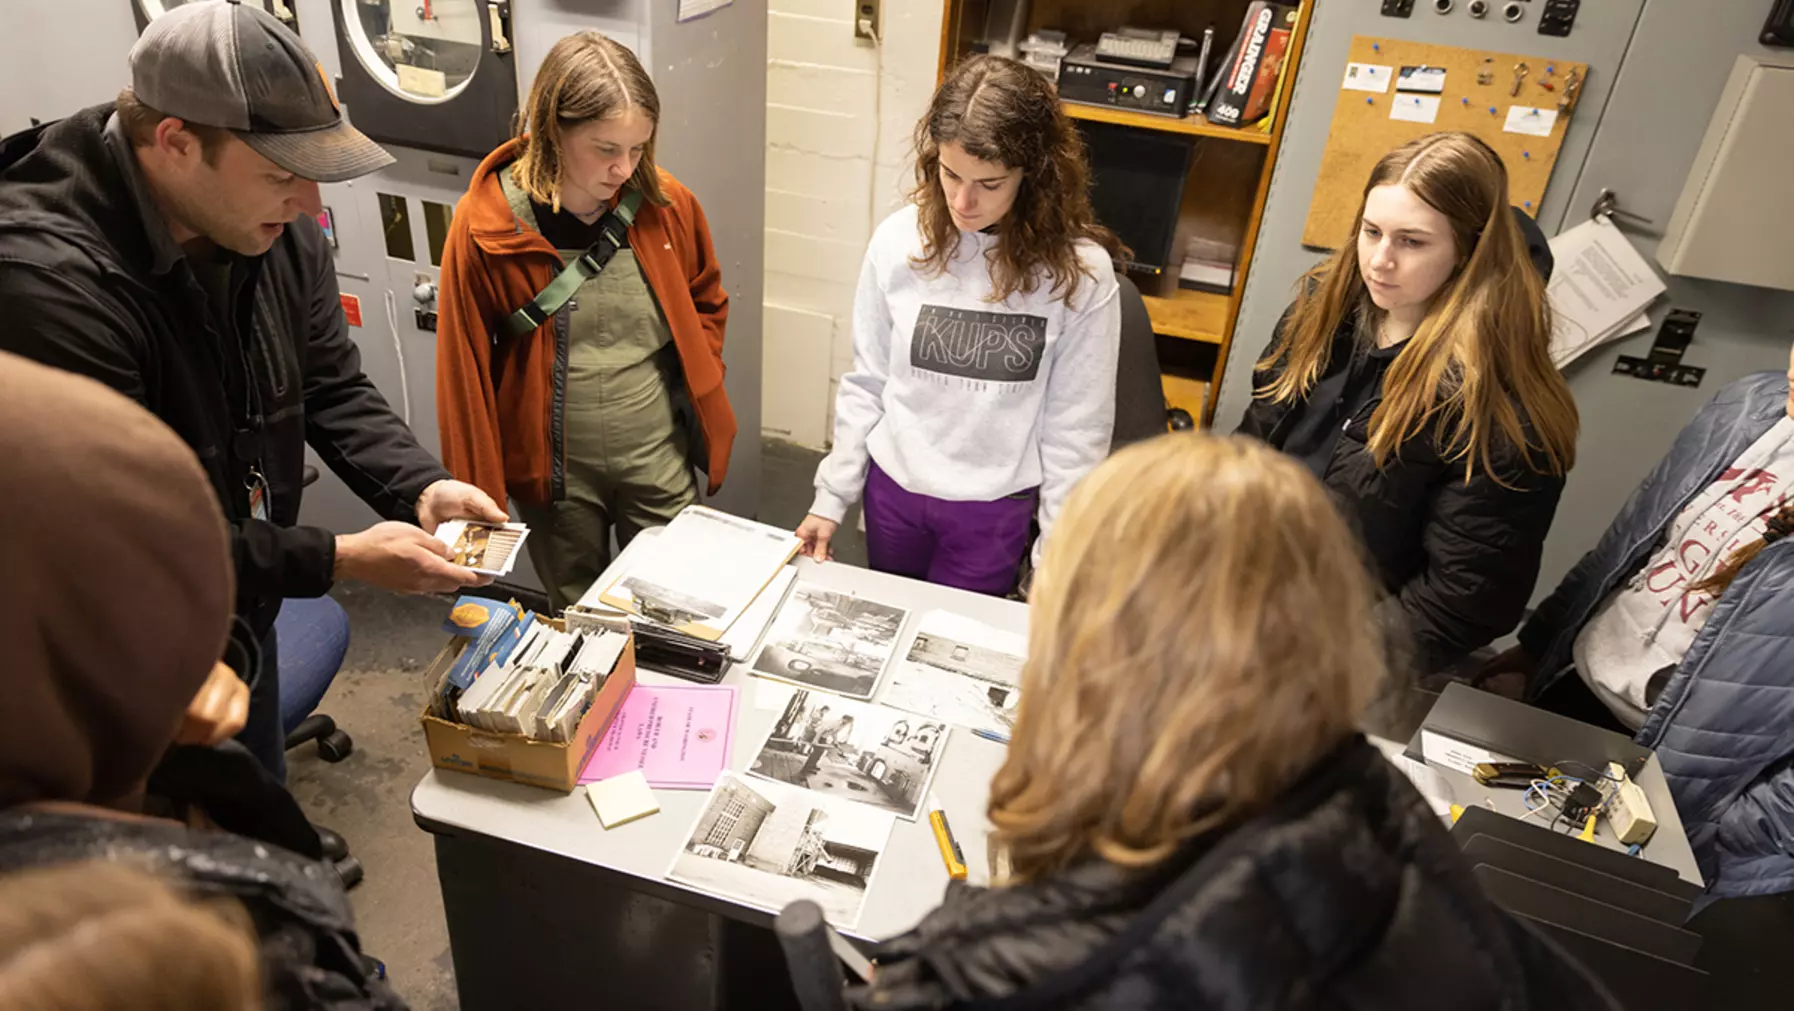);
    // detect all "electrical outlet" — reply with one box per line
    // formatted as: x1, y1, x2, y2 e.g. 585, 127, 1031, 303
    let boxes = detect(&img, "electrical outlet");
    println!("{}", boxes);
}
853, 0, 880, 40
